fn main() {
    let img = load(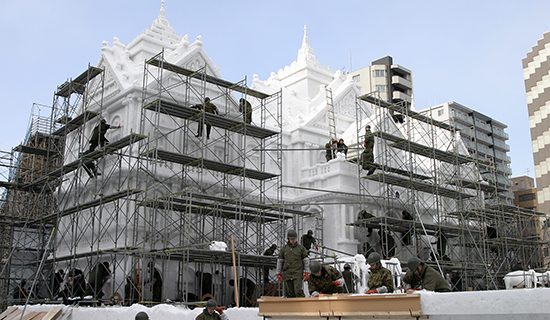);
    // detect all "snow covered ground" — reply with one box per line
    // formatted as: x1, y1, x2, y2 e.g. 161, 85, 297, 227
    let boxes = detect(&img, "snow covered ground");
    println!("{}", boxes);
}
16, 289, 550, 320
